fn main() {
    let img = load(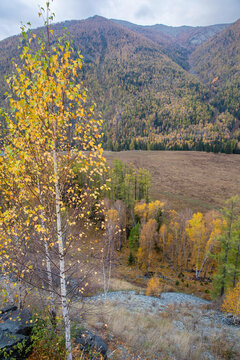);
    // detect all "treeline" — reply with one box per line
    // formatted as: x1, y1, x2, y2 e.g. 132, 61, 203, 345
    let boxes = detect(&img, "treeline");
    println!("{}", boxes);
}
109, 138, 240, 154
105, 111, 240, 154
